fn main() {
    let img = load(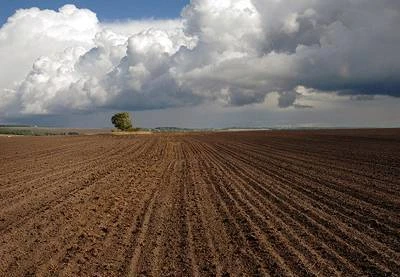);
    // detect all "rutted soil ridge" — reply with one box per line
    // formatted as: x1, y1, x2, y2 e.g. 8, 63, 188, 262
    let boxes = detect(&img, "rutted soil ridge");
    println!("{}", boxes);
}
0, 130, 399, 276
